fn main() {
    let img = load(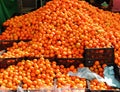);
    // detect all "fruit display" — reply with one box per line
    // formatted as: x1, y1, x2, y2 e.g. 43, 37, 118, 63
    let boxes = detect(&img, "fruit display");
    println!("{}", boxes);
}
0, 58, 117, 91
89, 79, 113, 90
0, 57, 86, 90
0, 0, 120, 91
0, 0, 120, 65
88, 61, 118, 91
89, 61, 106, 77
